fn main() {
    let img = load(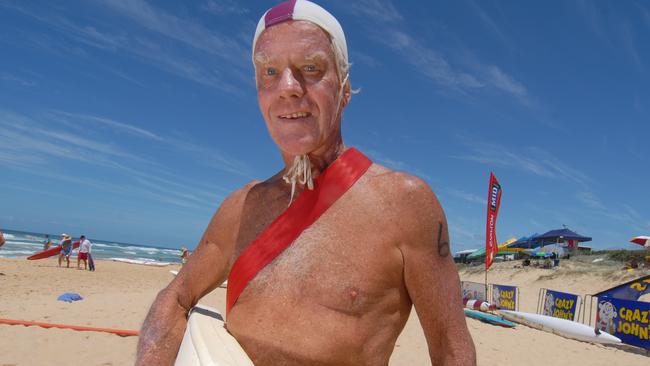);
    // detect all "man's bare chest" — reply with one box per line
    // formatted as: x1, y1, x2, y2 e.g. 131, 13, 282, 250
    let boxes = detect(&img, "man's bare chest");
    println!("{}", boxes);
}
232, 194, 404, 314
